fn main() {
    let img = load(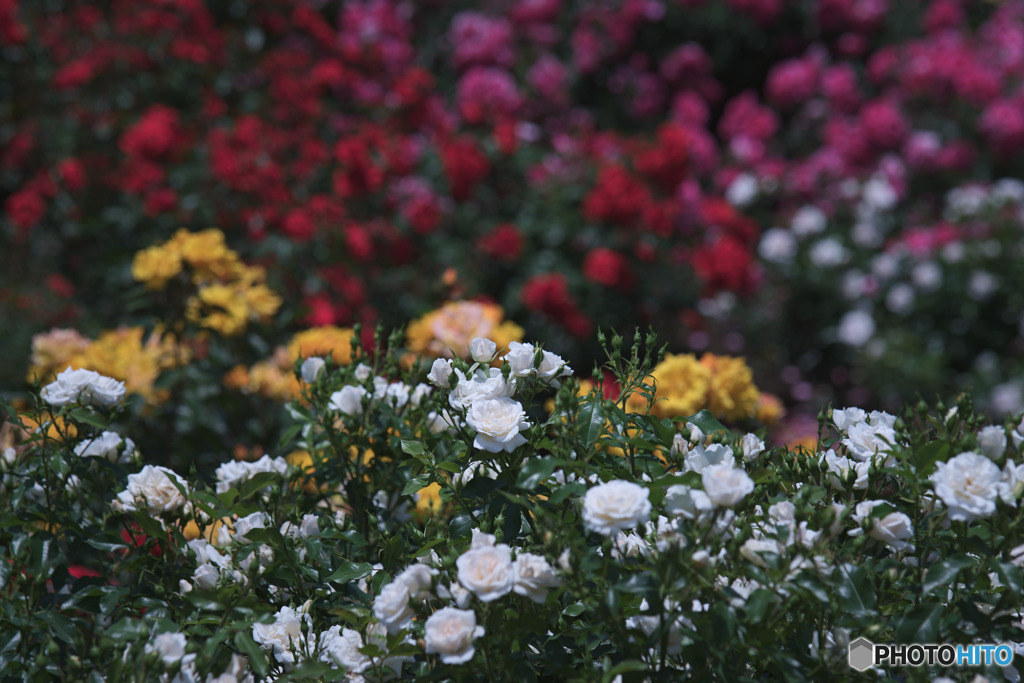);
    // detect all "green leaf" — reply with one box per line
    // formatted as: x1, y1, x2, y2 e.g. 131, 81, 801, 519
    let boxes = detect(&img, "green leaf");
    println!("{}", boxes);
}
68, 408, 108, 430
744, 589, 777, 624
85, 537, 128, 553
401, 440, 426, 456
435, 460, 462, 473
49, 614, 76, 645
895, 603, 944, 643
548, 482, 586, 506
577, 400, 607, 450
105, 617, 148, 640
402, 473, 431, 496
681, 409, 726, 434
914, 440, 951, 476
604, 660, 648, 681
923, 556, 975, 596
837, 564, 876, 617
327, 562, 373, 584
997, 562, 1024, 595
563, 603, 585, 617
238, 472, 281, 500
515, 456, 560, 491
0, 559, 10, 591
234, 631, 269, 677
278, 423, 302, 448
449, 514, 473, 540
